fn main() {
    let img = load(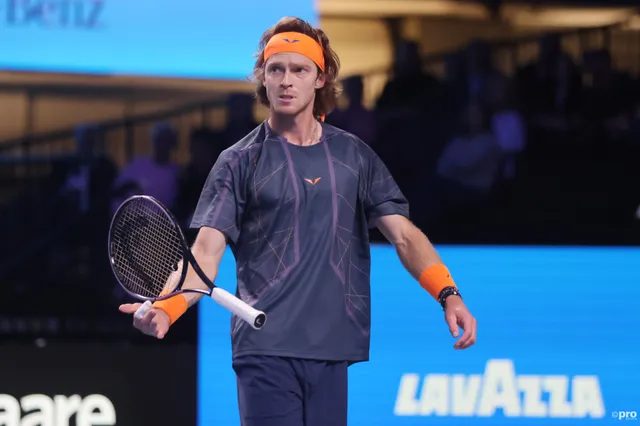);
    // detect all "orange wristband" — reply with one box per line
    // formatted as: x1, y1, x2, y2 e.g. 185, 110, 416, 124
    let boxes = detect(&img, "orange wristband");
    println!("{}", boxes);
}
419, 264, 457, 300
153, 294, 188, 325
